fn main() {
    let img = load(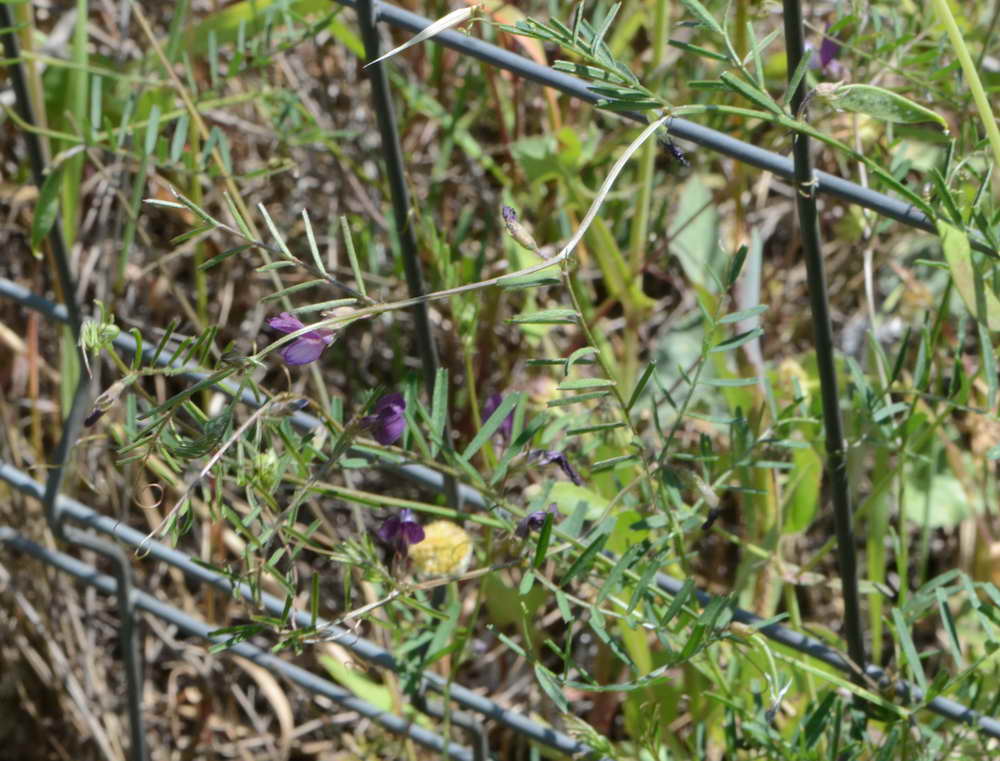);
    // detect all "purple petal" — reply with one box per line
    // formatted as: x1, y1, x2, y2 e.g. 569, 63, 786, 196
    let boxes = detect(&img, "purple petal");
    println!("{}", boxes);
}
268, 312, 305, 334
375, 392, 406, 415
516, 503, 558, 537
483, 393, 514, 441
374, 411, 406, 445
280, 336, 328, 366
482, 393, 502, 420
532, 449, 583, 485
819, 36, 840, 69
555, 456, 583, 486
377, 516, 401, 544
401, 522, 425, 545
